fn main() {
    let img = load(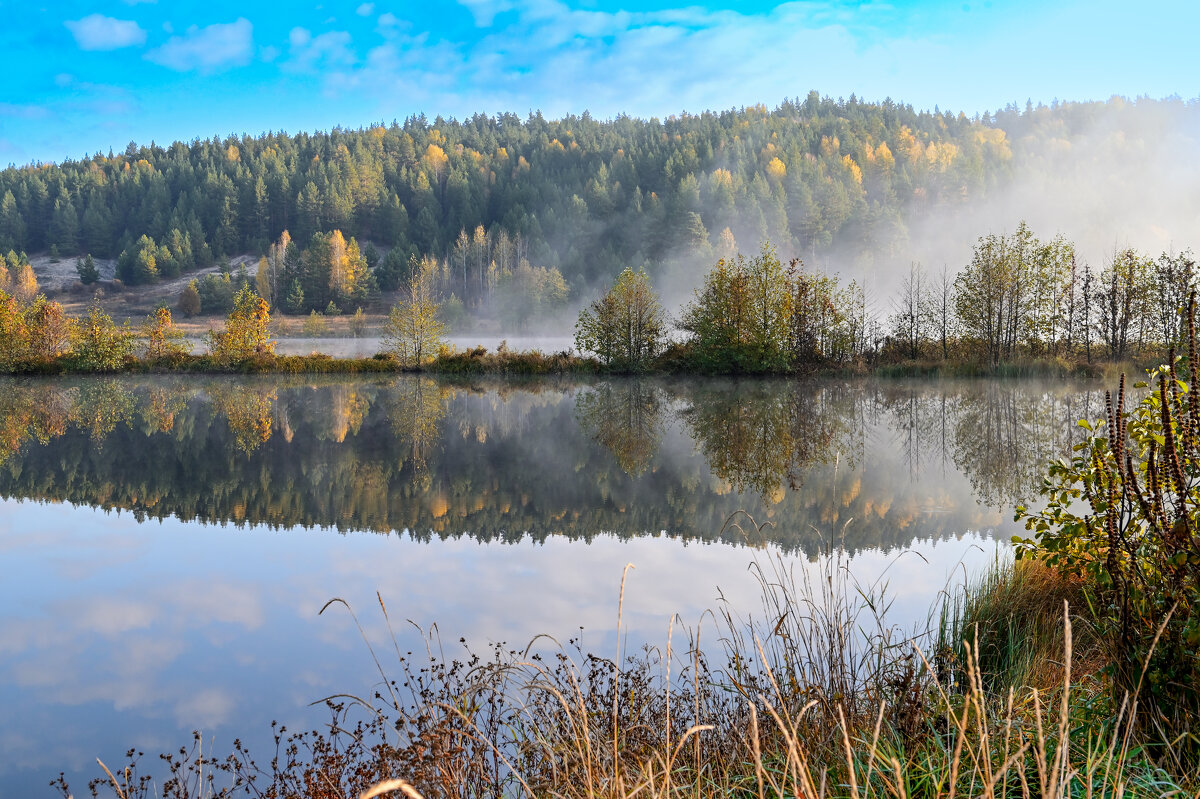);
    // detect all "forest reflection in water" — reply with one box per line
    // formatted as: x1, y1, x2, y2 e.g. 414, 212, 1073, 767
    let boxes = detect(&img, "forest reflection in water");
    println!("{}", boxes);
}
0, 375, 1105, 554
